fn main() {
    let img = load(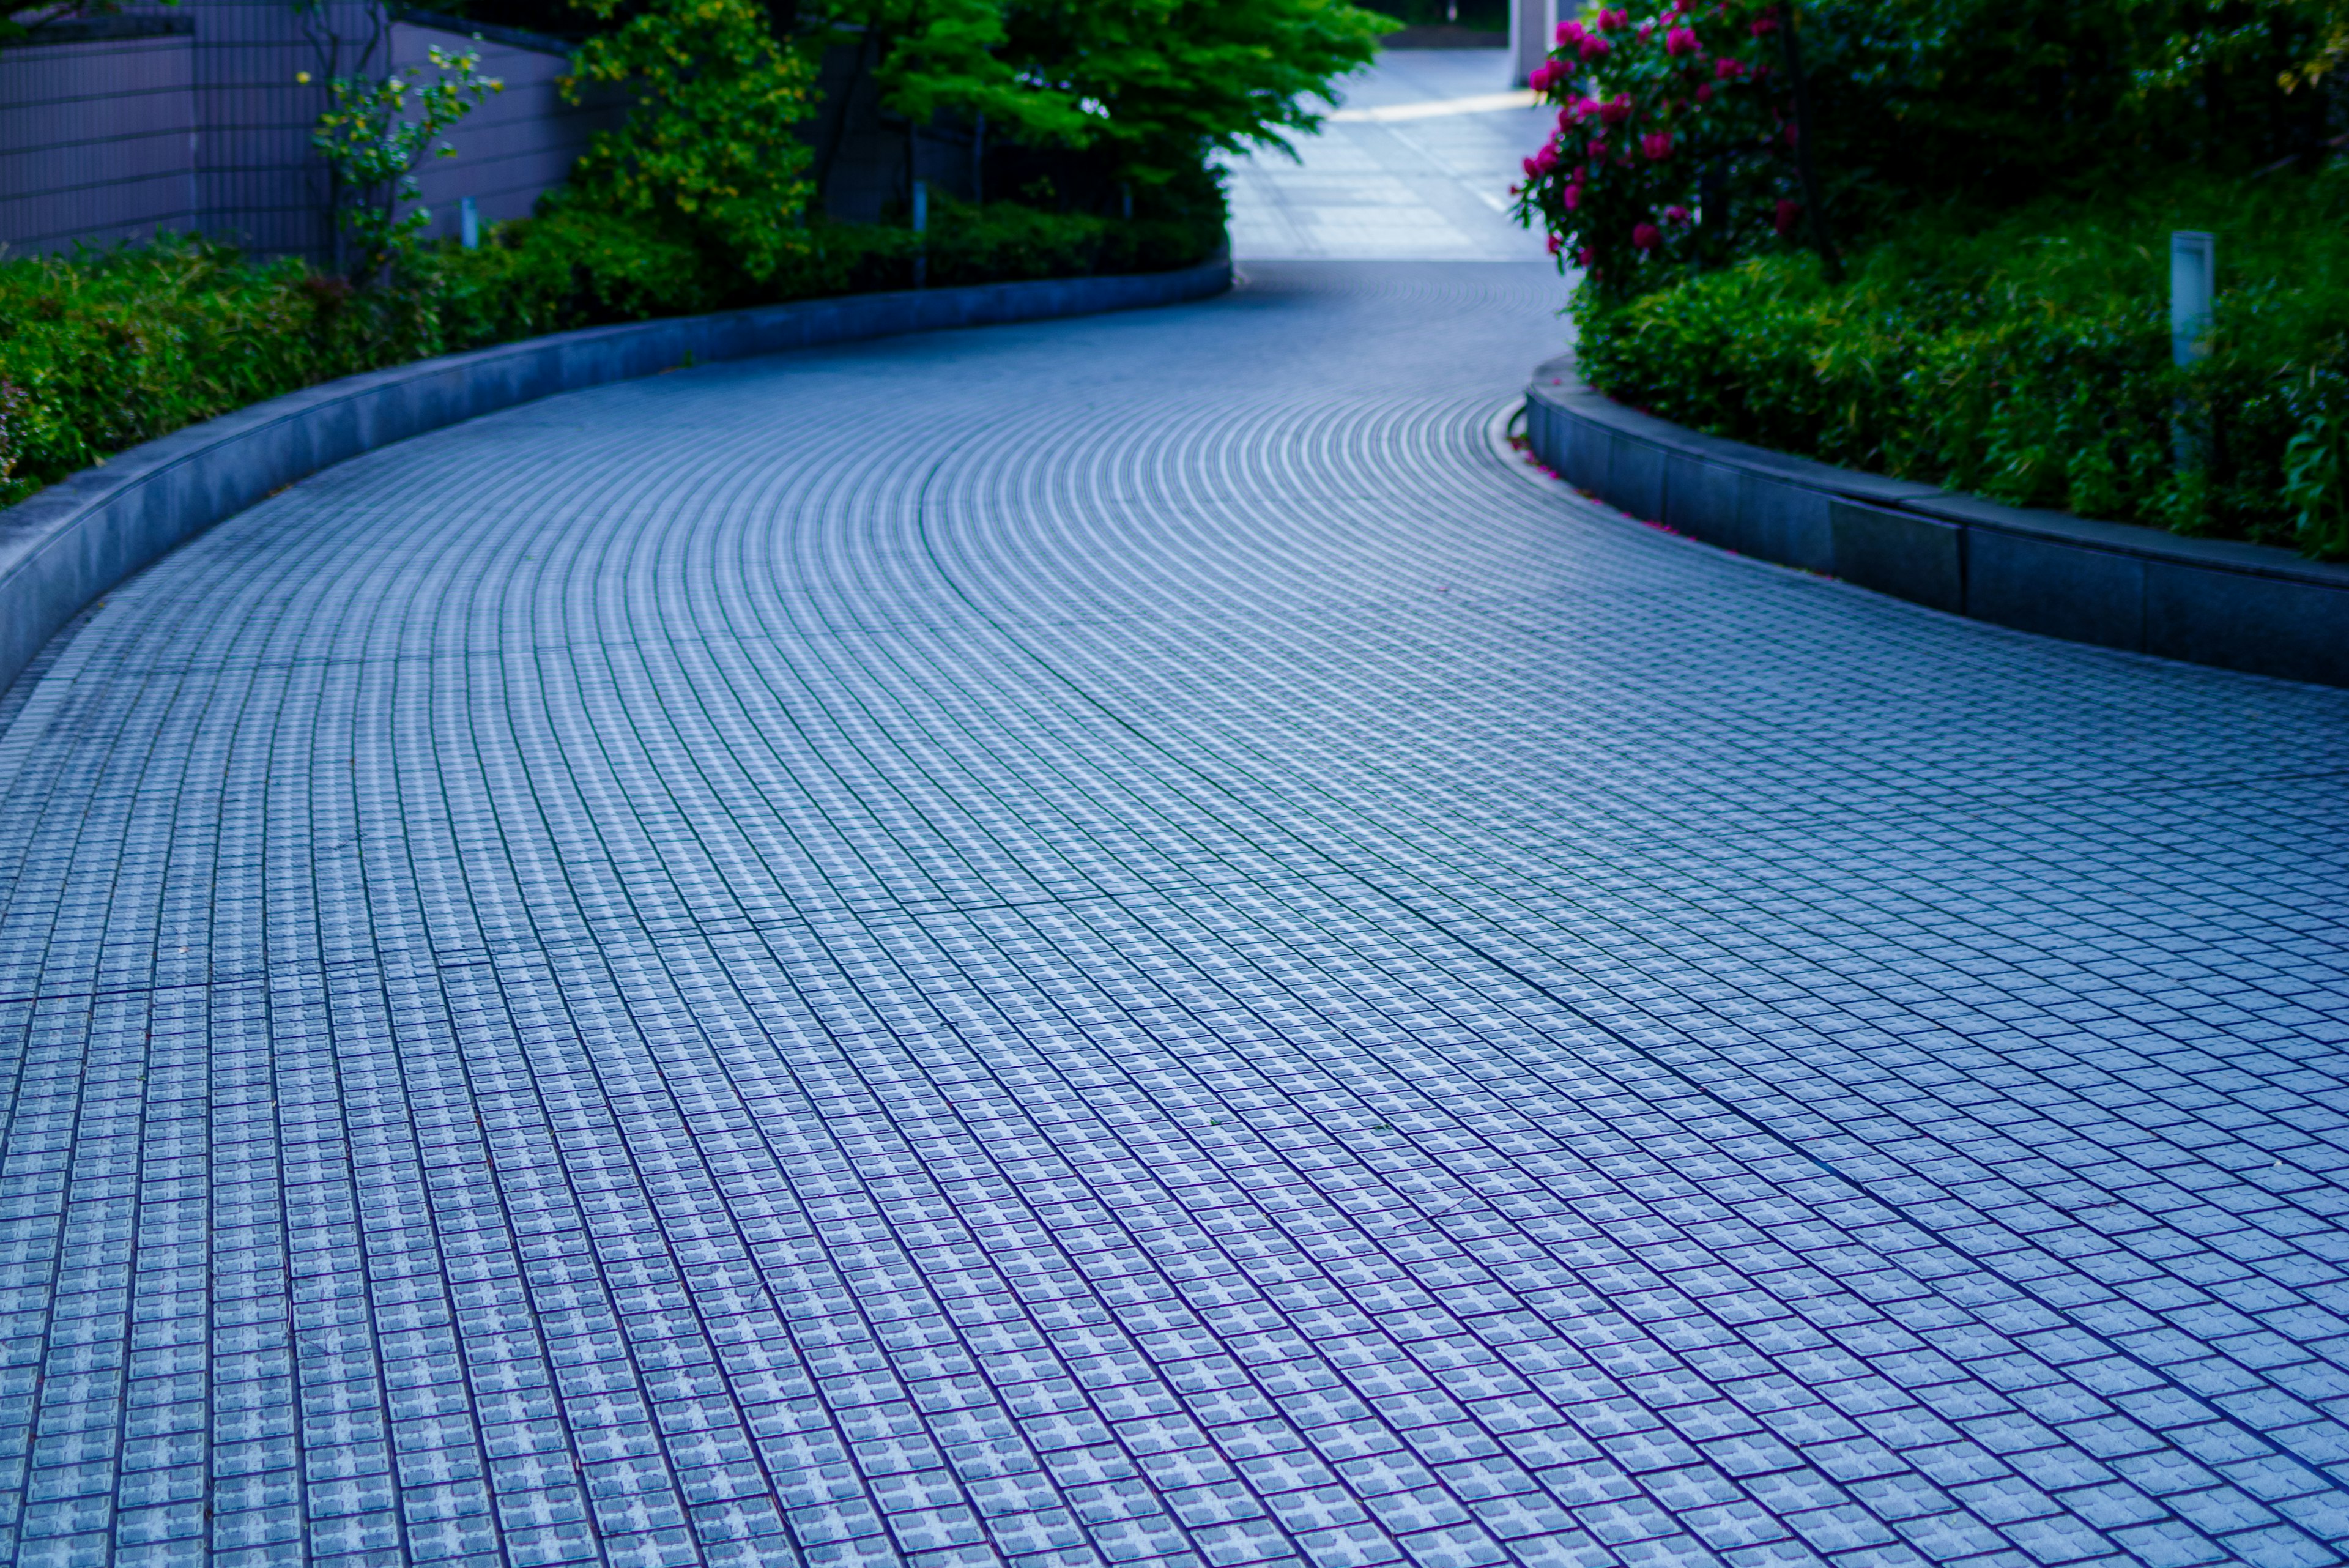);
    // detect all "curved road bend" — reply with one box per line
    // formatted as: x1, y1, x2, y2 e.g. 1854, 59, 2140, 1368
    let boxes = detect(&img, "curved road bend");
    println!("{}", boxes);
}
2, 261, 2348, 1568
